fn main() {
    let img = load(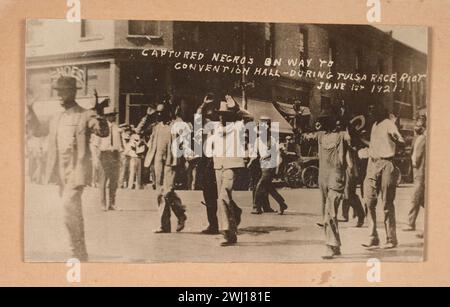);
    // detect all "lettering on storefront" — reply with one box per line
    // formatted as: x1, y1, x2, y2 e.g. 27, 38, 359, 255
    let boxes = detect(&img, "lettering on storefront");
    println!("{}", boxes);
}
51, 66, 86, 88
